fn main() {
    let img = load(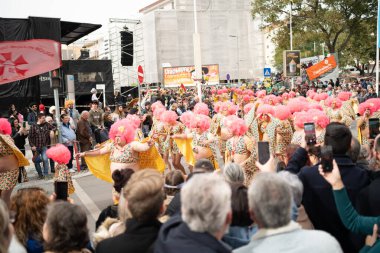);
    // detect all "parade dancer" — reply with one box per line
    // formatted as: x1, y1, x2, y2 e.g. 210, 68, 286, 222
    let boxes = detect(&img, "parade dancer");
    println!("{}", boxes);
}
357, 101, 377, 145
224, 115, 256, 186
325, 97, 344, 123
338, 92, 357, 127
46, 144, 75, 195
78, 118, 154, 174
250, 104, 279, 155
273, 105, 293, 162
150, 107, 171, 170
0, 119, 29, 206
160, 110, 186, 174
173, 113, 218, 170
210, 101, 237, 160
